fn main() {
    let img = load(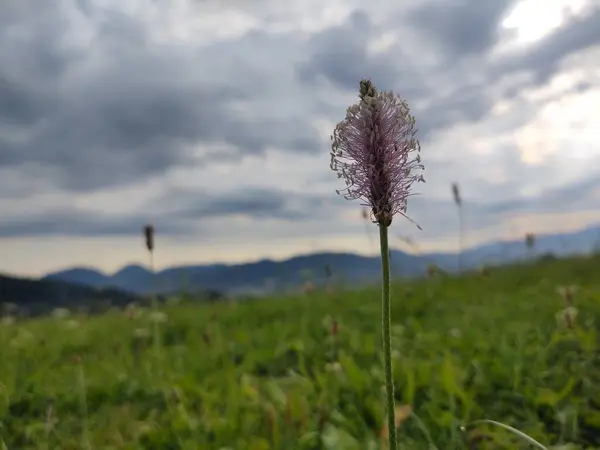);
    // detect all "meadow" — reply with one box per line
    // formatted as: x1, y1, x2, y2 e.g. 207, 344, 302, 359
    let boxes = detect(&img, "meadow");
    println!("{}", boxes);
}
1, 254, 600, 449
